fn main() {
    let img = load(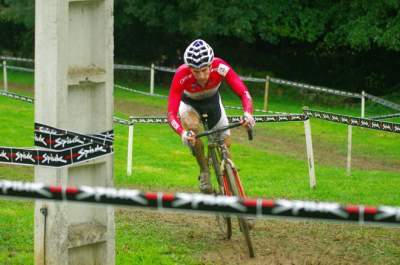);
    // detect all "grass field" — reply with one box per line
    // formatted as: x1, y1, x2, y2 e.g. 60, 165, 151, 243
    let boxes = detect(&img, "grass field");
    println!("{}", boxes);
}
1, 69, 400, 264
